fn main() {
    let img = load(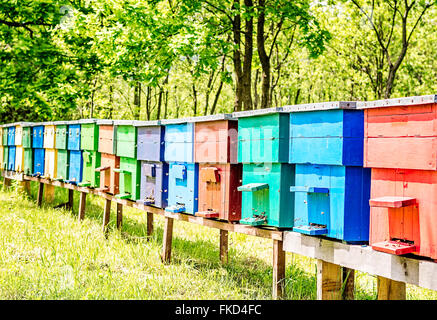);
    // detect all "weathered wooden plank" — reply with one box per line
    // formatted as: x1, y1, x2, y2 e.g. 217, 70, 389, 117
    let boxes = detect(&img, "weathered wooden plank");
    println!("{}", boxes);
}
78, 192, 87, 221
272, 239, 286, 300
162, 217, 174, 264
377, 276, 406, 300
220, 230, 228, 264
283, 231, 437, 291
37, 182, 44, 207
342, 267, 355, 300
44, 184, 55, 203
317, 260, 343, 300
67, 189, 74, 211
